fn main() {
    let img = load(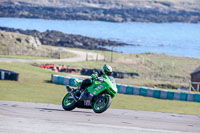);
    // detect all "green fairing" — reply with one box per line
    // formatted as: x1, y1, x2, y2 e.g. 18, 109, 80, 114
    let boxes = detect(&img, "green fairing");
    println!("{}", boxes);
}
73, 75, 117, 98
87, 75, 117, 98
